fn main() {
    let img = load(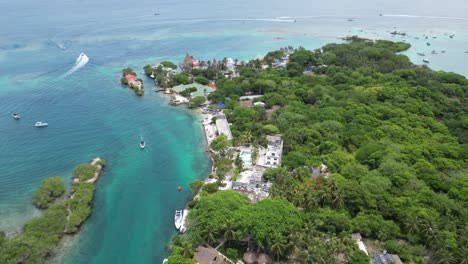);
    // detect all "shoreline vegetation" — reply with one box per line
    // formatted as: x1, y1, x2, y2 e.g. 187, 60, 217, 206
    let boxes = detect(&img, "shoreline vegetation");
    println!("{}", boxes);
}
0, 158, 106, 263
155, 38, 466, 264
121, 68, 144, 96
